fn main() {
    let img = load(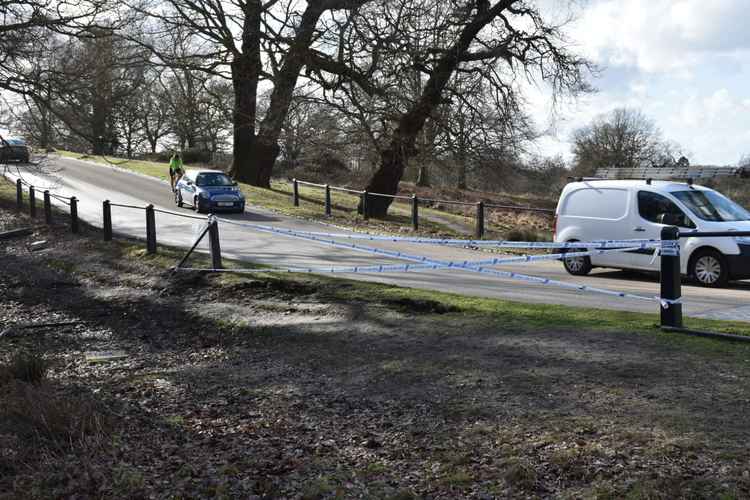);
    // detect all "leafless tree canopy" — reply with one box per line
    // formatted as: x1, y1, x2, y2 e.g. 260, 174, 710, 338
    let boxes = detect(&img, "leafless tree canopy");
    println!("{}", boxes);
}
0, 0, 112, 96
572, 108, 682, 176
3, 0, 595, 215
